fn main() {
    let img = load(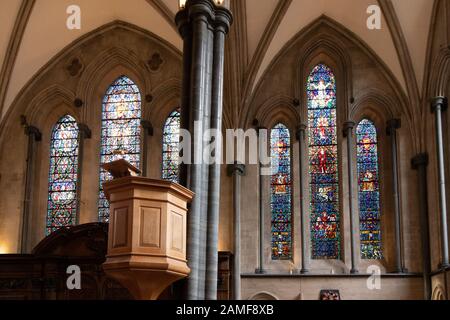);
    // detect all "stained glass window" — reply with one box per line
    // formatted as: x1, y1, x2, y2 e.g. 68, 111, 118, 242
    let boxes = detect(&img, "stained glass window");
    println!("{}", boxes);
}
162, 110, 181, 183
270, 123, 292, 260
356, 119, 382, 259
307, 64, 340, 259
98, 76, 141, 222
46, 115, 80, 235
